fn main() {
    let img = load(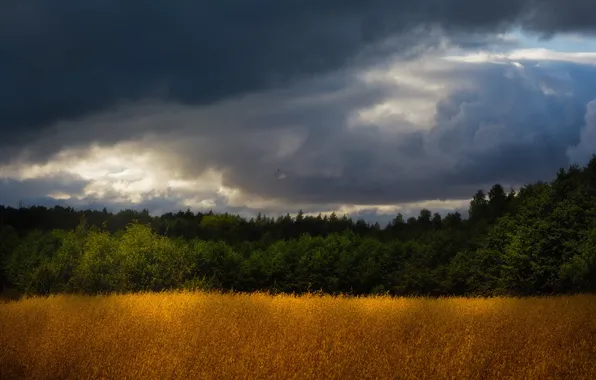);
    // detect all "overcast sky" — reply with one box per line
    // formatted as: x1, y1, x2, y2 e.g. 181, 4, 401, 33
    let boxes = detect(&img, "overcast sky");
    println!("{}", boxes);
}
2, 0, 596, 223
